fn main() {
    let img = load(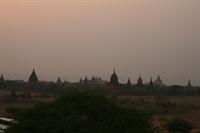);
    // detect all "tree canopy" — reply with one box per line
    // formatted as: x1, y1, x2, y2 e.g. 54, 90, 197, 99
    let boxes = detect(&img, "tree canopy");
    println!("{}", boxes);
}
6, 91, 154, 133
167, 117, 193, 133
